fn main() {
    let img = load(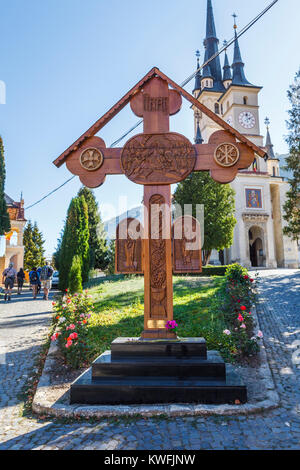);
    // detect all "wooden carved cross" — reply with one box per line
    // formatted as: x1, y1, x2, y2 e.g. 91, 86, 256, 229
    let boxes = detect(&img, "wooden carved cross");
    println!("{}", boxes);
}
54, 68, 266, 340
